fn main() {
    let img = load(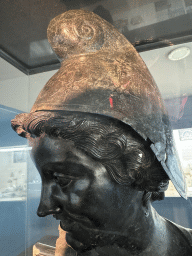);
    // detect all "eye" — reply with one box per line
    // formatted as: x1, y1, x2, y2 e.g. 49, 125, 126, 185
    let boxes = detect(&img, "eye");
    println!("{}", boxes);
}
53, 172, 72, 188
